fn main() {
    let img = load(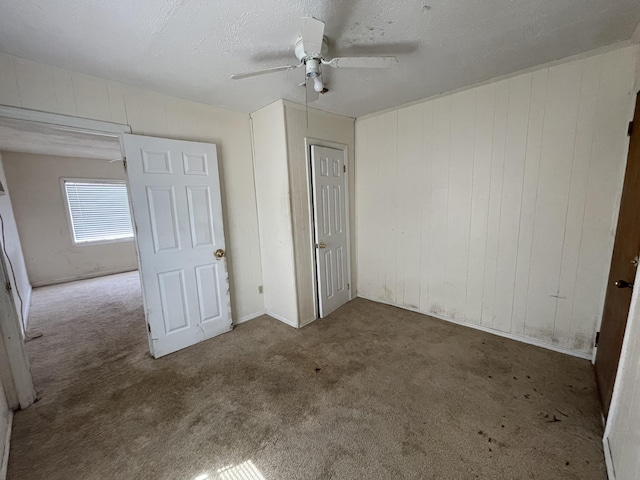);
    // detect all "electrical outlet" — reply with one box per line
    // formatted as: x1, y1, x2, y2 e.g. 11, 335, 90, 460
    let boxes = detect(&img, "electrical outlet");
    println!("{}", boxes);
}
258, 285, 263, 294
